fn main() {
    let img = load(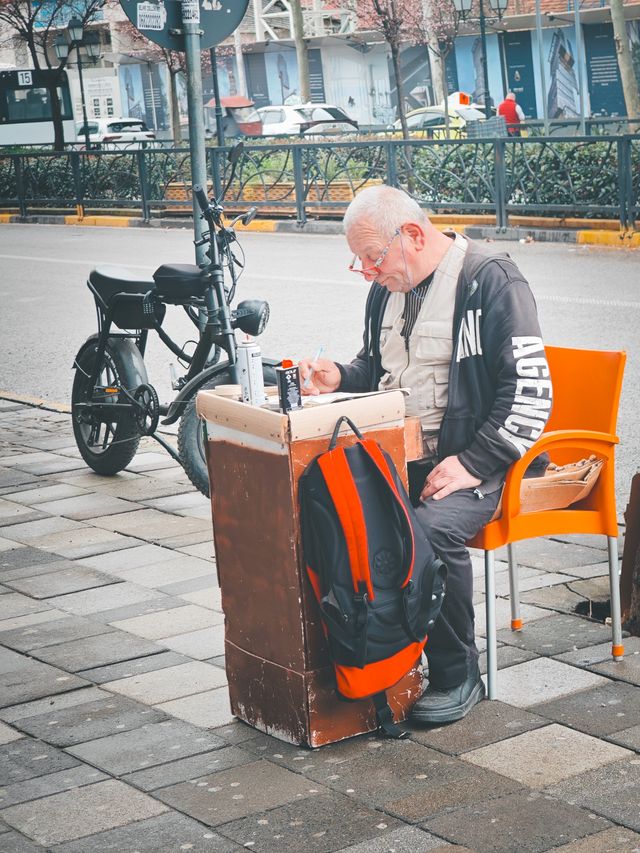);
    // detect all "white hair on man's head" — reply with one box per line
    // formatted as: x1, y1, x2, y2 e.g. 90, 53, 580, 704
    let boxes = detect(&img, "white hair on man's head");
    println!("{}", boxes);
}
343, 185, 427, 240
